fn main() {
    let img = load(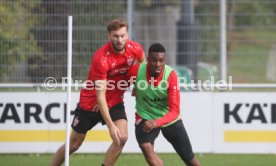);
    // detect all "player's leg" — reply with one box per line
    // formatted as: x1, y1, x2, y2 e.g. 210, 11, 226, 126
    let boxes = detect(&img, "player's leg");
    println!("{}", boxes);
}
102, 103, 128, 166
50, 130, 86, 166
139, 142, 163, 166
103, 119, 128, 166
50, 105, 100, 166
161, 120, 200, 166
135, 120, 163, 166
